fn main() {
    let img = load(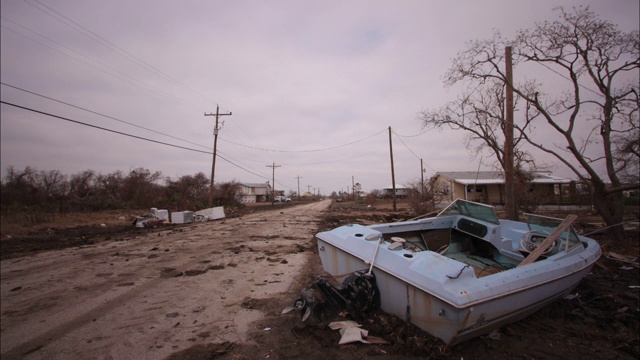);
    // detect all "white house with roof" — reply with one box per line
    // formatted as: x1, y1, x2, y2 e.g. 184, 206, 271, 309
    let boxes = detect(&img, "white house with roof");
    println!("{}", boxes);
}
382, 187, 409, 198
237, 182, 271, 203
432, 171, 574, 207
